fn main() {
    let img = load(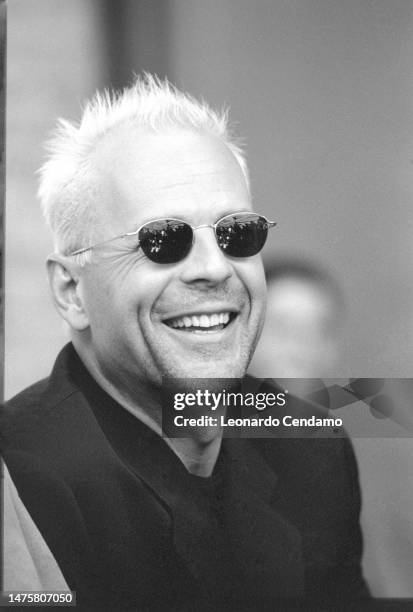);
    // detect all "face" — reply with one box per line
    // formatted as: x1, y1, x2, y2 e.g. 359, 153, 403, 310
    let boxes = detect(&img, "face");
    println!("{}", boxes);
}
74, 127, 266, 396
